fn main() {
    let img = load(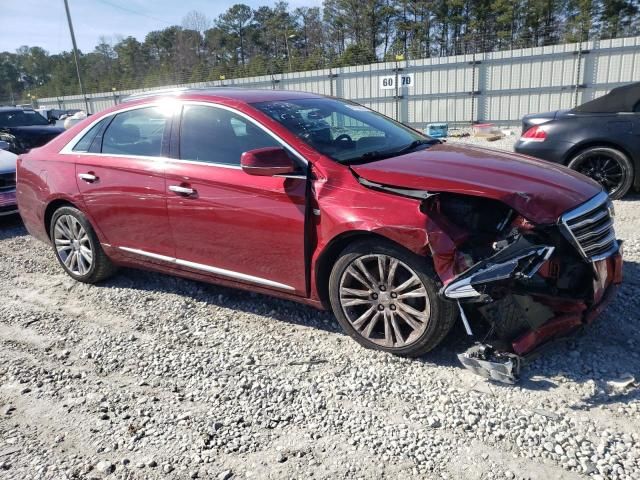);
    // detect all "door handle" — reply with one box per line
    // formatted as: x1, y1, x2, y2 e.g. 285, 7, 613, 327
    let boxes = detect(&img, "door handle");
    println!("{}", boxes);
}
169, 185, 195, 196
78, 173, 98, 183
